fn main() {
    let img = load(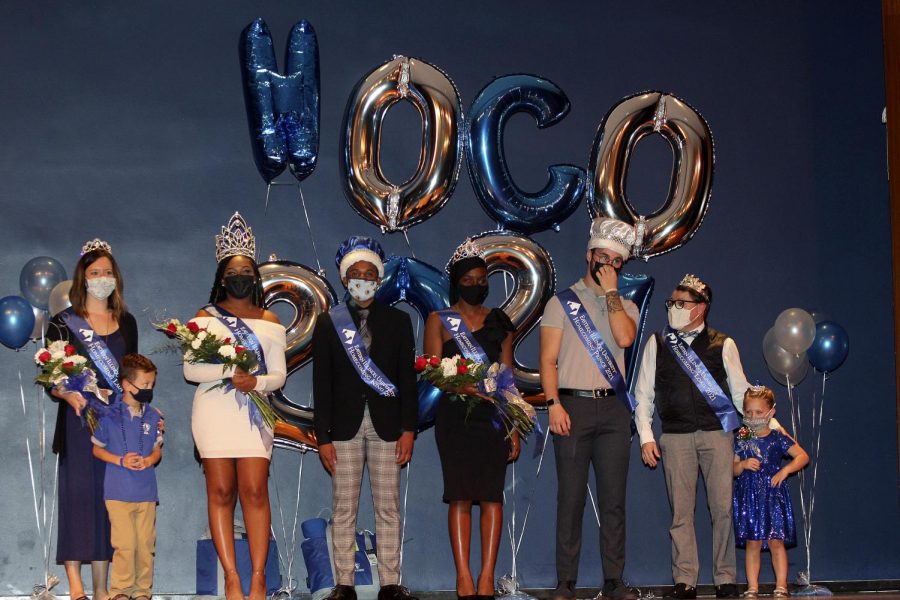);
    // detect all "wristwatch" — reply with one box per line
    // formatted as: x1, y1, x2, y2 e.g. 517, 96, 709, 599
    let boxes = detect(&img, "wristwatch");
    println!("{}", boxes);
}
545, 398, 557, 406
